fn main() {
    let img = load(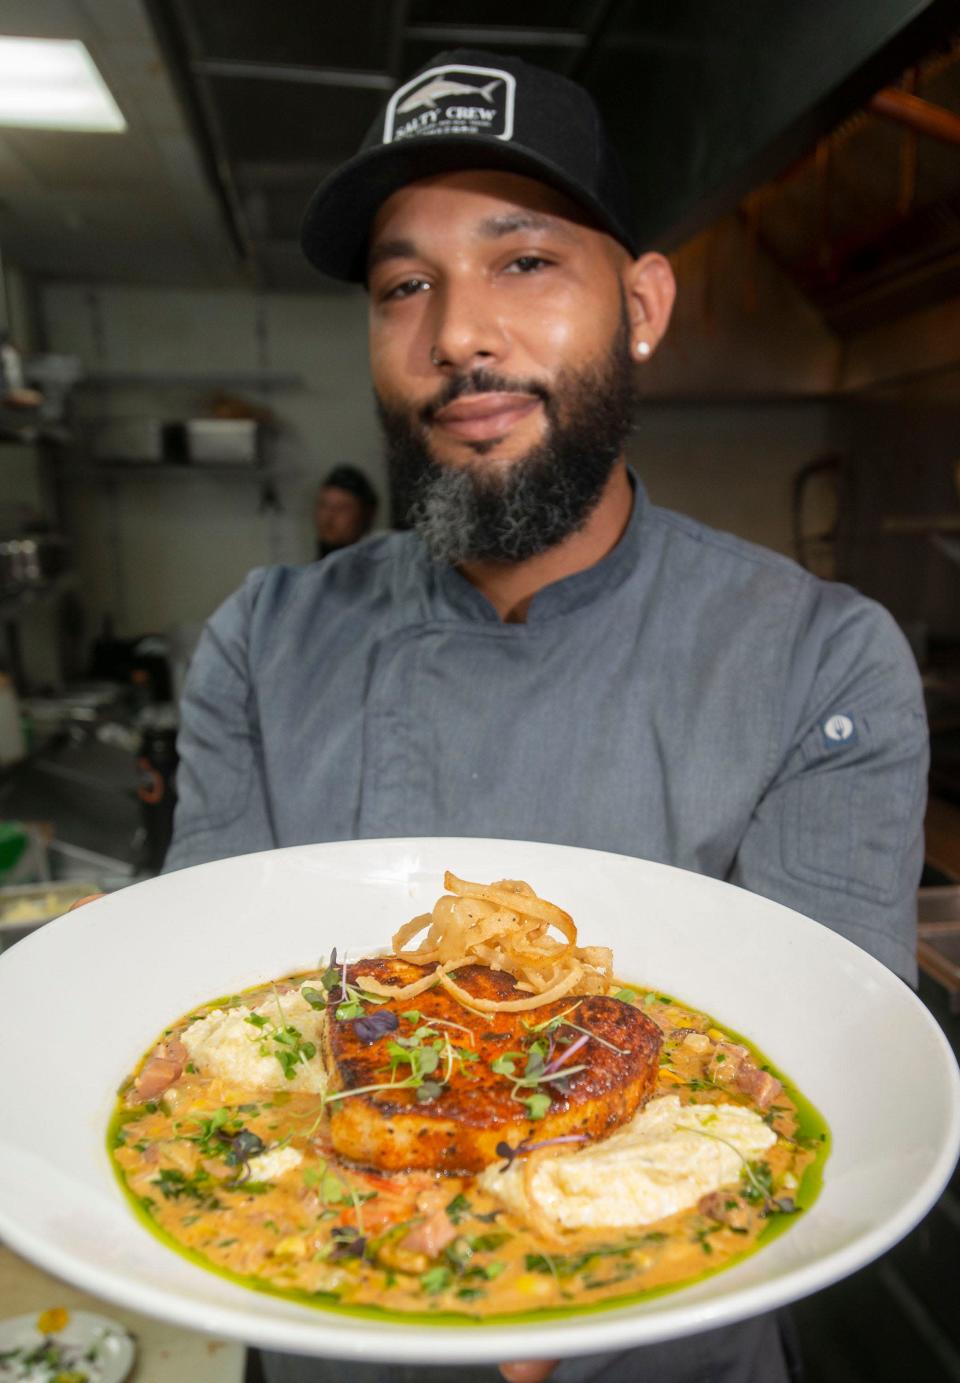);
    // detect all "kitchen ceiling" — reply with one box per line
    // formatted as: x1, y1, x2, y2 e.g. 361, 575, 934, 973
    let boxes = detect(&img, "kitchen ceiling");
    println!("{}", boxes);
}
0, 0, 238, 288
1, 0, 958, 330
